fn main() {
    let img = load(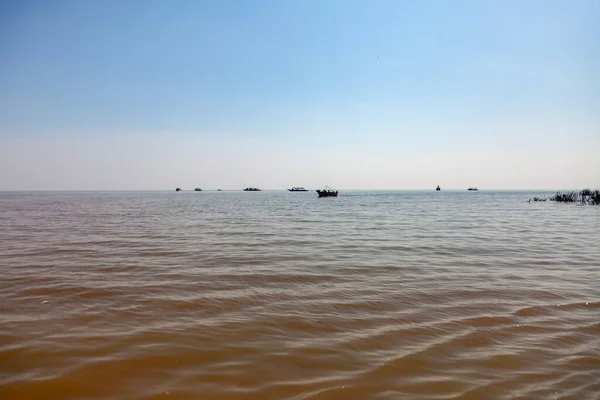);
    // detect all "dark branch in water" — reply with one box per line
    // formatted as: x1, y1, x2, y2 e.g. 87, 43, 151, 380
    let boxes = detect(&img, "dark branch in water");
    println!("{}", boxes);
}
549, 189, 600, 205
